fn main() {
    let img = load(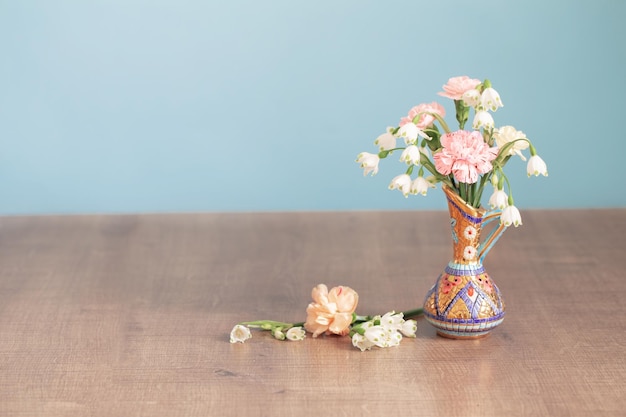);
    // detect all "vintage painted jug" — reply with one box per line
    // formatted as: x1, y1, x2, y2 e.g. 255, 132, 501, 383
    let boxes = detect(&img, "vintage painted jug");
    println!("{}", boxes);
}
423, 185, 507, 339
